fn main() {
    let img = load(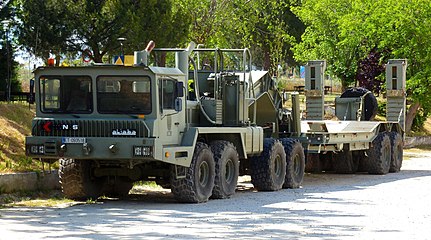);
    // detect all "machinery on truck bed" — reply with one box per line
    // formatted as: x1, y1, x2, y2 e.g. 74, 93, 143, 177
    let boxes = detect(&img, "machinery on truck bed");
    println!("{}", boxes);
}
25, 41, 406, 203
